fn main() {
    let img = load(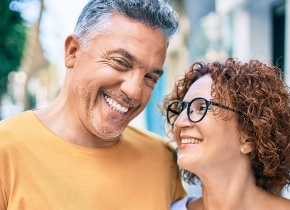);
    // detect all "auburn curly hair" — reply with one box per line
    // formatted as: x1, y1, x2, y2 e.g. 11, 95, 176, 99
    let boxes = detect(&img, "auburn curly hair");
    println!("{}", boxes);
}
162, 58, 290, 194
